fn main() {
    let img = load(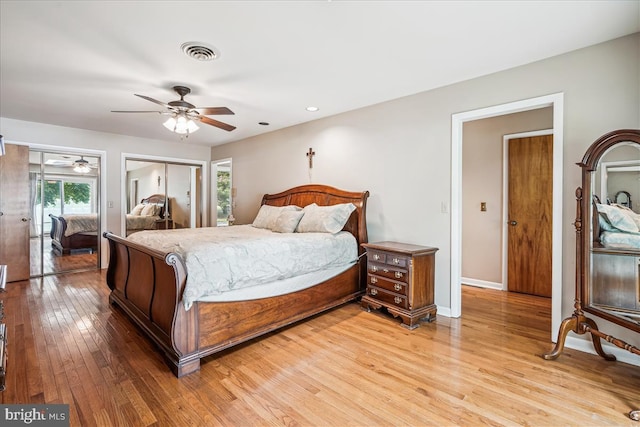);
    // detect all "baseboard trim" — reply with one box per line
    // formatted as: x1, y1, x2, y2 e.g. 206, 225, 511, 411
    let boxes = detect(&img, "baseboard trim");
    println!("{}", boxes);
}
566, 335, 640, 367
461, 277, 503, 290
